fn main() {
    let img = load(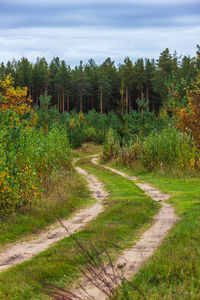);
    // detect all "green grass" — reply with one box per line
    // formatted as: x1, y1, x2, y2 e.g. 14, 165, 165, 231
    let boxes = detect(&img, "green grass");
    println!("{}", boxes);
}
107, 163, 200, 300
0, 157, 159, 300
0, 169, 92, 247
73, 142, 102, 158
